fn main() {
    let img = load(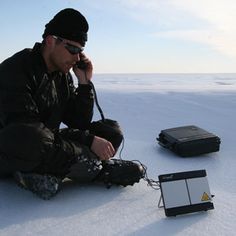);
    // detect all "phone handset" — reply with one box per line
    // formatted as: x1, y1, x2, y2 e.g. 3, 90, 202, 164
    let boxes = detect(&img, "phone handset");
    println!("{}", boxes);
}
76, 53, 87, 69
76, 60, 87, 70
